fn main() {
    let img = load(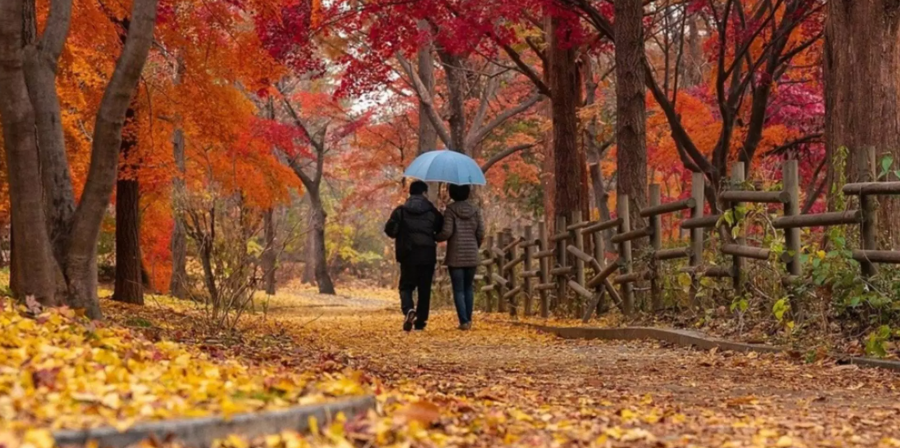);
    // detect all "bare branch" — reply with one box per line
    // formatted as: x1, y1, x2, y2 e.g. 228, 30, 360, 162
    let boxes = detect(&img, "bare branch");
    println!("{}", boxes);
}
765, 133, 823, 156
498, 42, 552, 97
801, 157, 827, 214
395, 52, 453, 147
466, 92, 543, 150
276, 86, 324, 152
468, 74, 499, 141
481, 143, 535, 173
